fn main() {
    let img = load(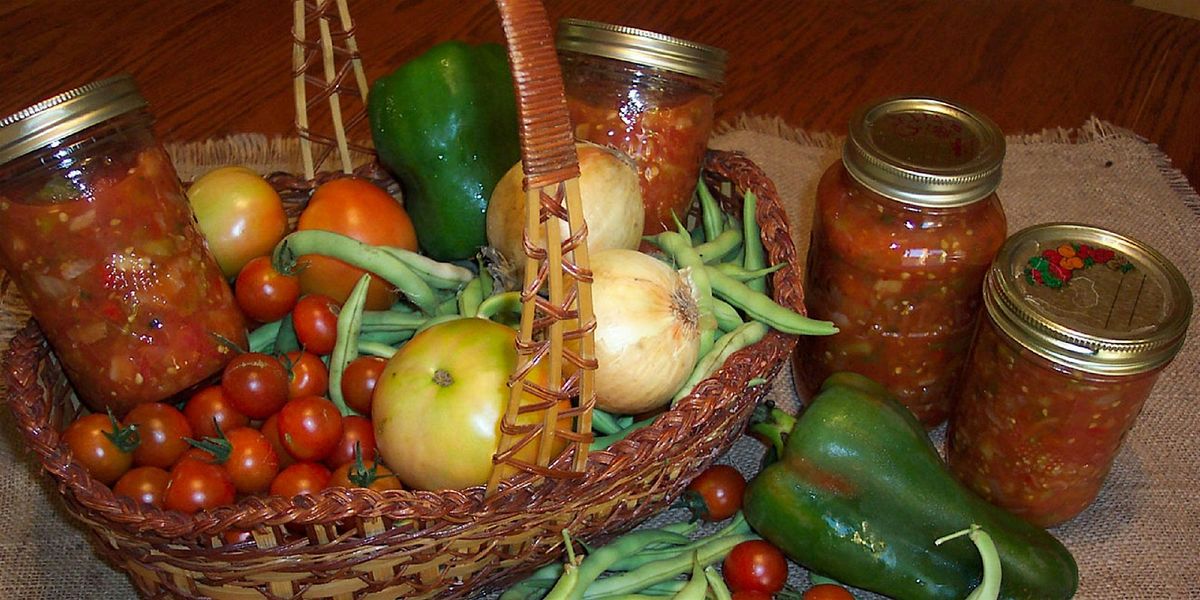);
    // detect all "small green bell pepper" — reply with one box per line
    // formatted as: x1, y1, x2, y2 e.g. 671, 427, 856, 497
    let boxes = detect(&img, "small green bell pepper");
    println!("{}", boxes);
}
743, 372, 1078, 600
367, 40, 520, 261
